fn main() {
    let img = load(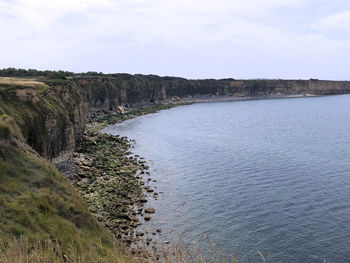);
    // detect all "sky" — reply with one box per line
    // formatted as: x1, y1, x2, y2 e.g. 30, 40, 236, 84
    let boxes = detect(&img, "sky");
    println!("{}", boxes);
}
0, 0, 349, 80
